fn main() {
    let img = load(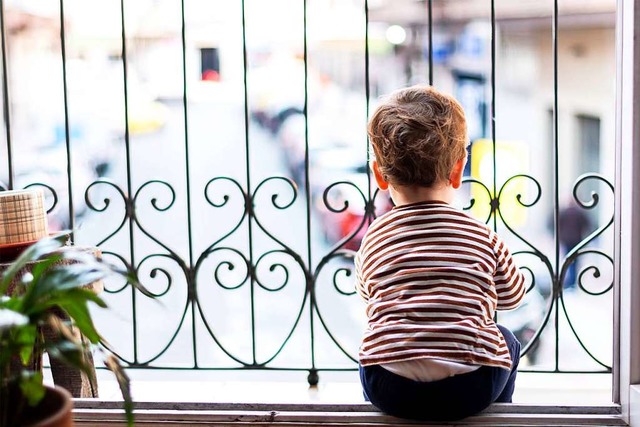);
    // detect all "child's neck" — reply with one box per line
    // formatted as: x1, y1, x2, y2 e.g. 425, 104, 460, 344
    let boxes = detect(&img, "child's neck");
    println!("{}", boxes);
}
389, 181, 454, 207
